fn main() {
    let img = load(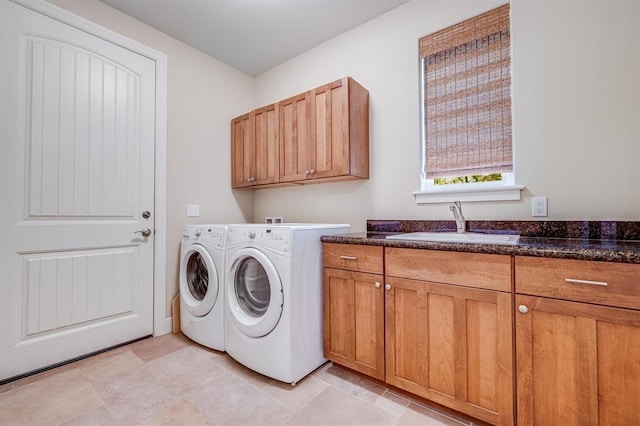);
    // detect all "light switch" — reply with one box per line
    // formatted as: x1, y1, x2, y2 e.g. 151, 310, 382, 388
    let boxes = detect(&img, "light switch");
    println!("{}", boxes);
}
187, 204, 200, 217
